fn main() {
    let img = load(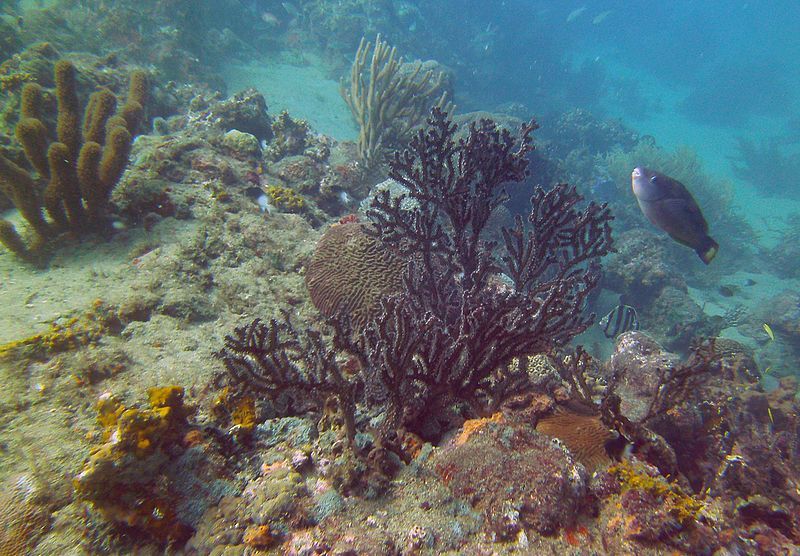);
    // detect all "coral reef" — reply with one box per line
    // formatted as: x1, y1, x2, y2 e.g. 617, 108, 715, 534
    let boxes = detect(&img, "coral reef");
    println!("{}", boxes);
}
264, 110, 312, 161
74, 387, 194, 545
0, 59, 147, 263
730, 135, 800, 198
0, 299, 121, 362
219, 110, 613, 452
215, 315, 358, 444
73, 386, 235, 548
341, 35, 452, 171
0, 473, 53, 555
264, 184, 306, 213
360, 109, 612, 432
